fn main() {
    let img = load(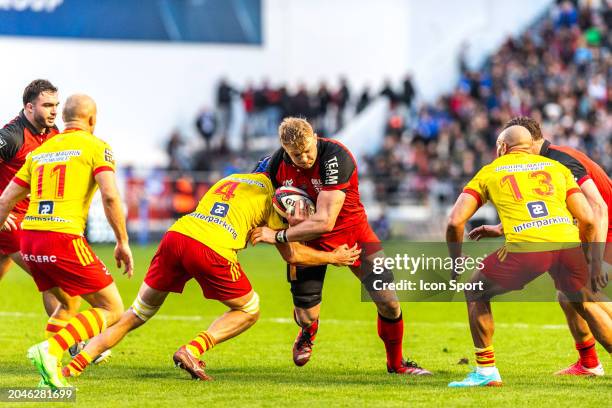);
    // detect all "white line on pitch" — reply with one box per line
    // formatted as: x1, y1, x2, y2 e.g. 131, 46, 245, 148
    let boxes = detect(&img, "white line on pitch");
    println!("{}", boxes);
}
0, 311, 565, 330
